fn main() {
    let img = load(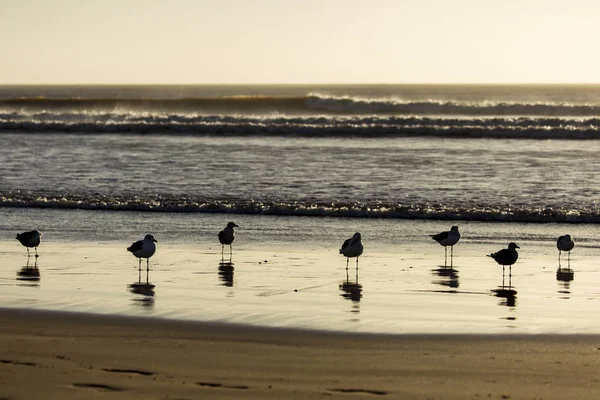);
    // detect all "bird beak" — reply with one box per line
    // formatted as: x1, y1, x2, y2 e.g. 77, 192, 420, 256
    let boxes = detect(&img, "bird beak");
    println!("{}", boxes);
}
154, 239, 158, 243
234, 224, 240, 228
516, 245, 520, 248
